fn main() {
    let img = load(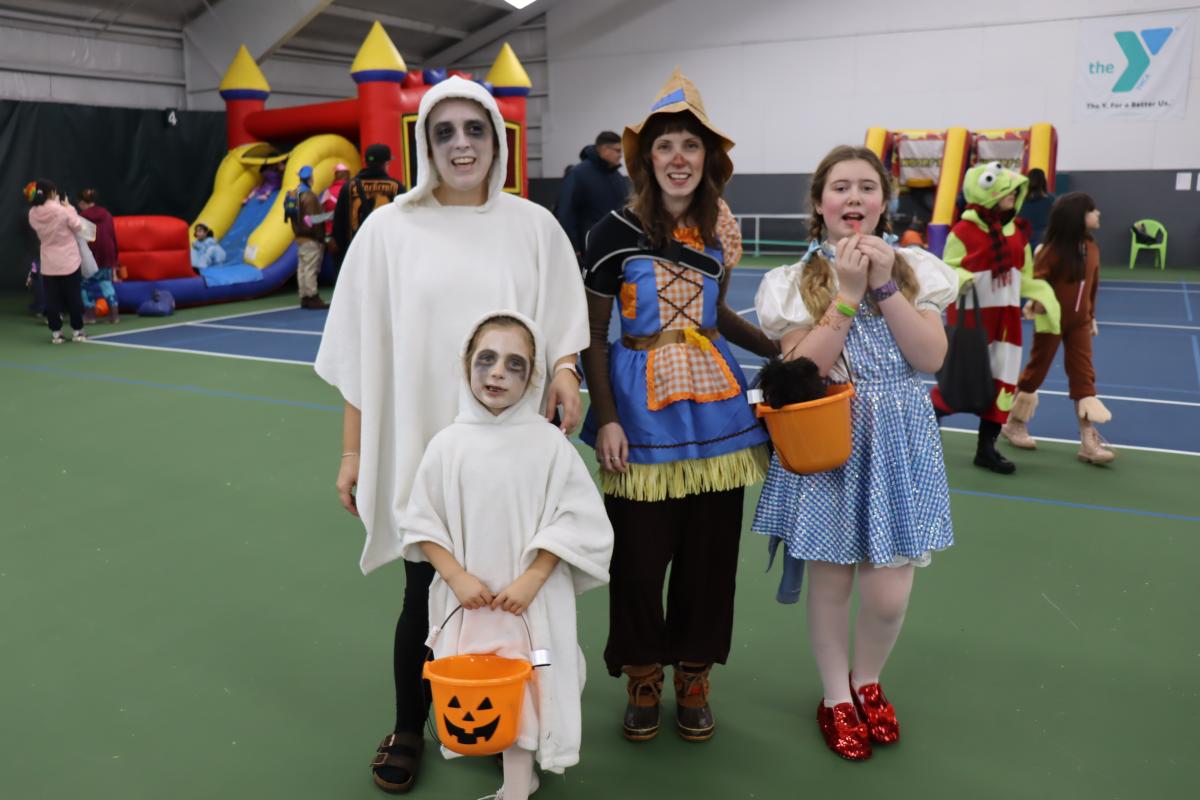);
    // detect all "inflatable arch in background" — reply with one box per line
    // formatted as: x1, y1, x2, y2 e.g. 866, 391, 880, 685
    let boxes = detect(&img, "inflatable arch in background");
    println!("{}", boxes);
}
114, 22, 533, 310
865, 123, 1057, 256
